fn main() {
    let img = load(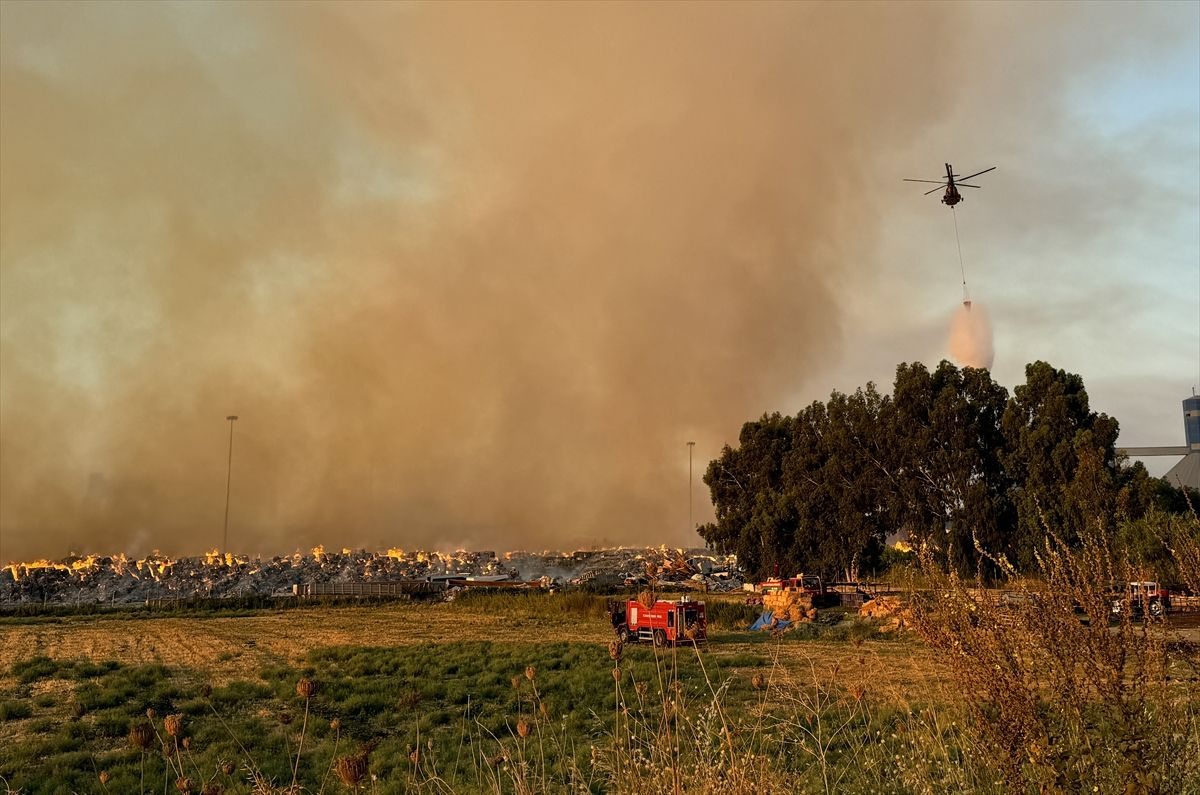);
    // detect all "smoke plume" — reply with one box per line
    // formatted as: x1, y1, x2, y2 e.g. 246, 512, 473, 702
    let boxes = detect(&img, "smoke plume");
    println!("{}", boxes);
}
948, 301, 995, 370
3, 3, 968, 559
